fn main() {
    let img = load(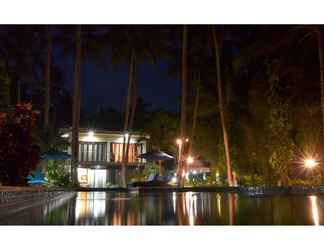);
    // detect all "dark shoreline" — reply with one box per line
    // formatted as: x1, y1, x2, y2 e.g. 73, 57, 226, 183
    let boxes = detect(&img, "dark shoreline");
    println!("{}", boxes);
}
2, 185, 324, 195
74, 186, 324, 195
